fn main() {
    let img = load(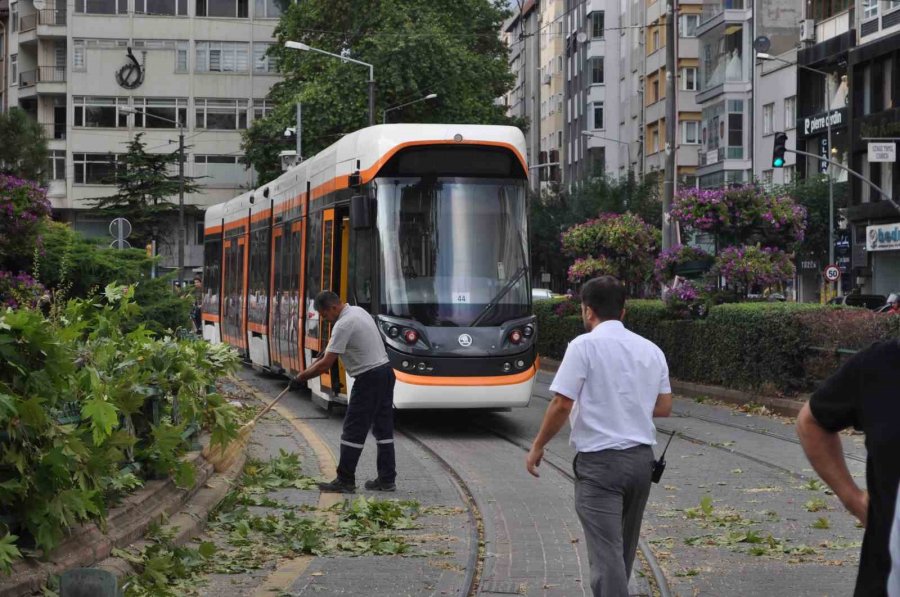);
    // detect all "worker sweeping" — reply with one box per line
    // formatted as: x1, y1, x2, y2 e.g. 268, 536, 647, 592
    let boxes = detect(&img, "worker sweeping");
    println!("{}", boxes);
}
292, 290, 397, 493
